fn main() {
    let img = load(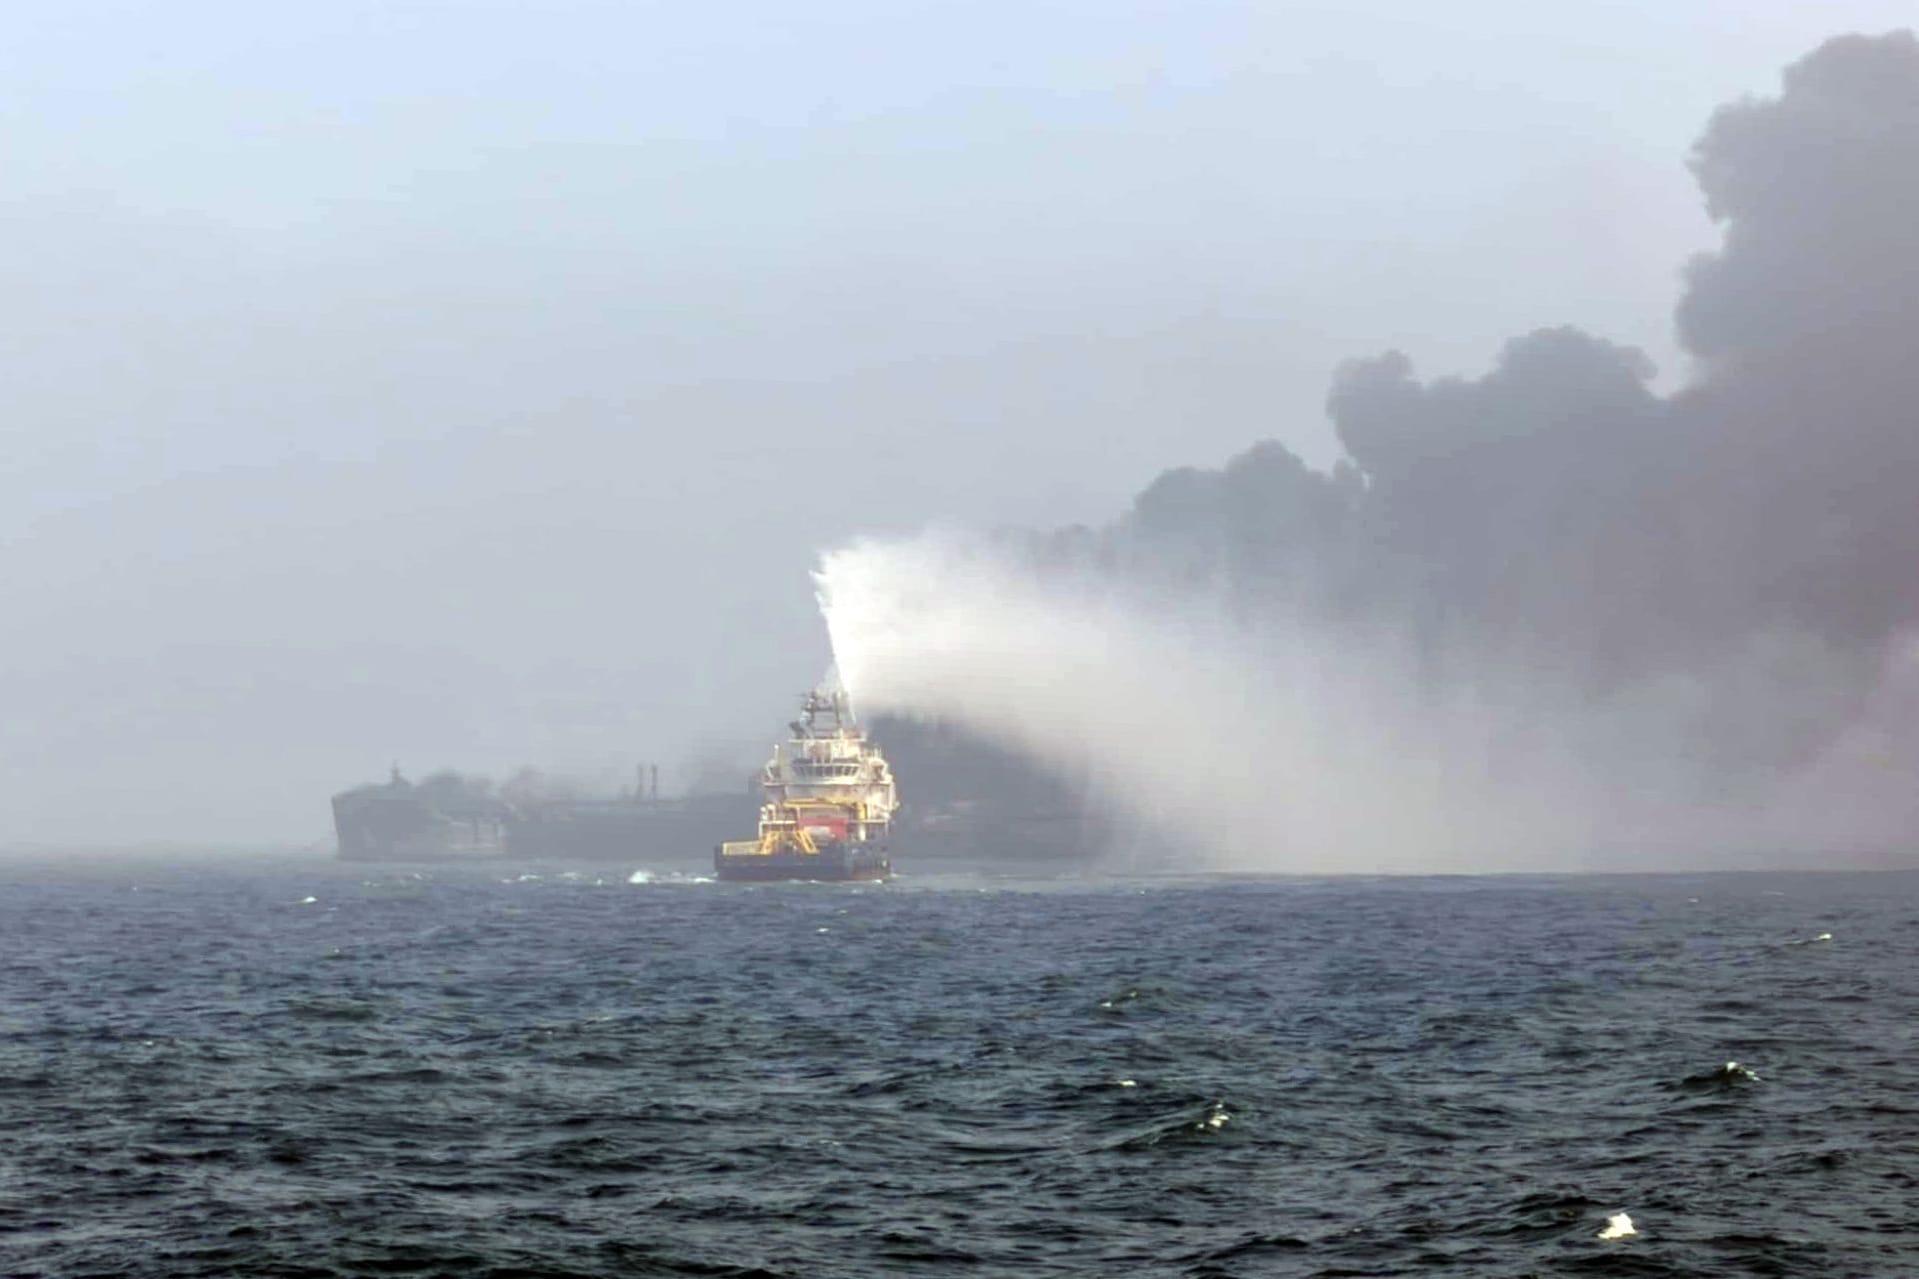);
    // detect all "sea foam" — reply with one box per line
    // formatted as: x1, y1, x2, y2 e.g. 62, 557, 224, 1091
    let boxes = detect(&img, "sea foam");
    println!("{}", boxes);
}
1597, 1211, 1637, 1240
